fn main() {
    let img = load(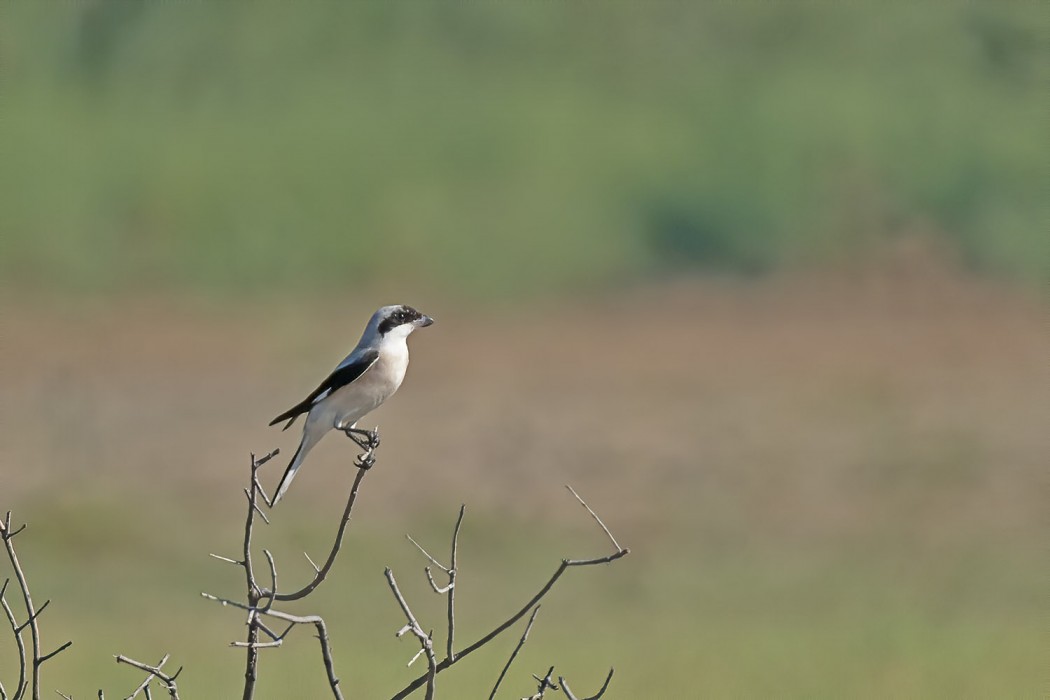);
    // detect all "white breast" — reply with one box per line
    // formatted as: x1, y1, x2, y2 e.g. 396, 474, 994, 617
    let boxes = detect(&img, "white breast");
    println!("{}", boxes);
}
321, 337, 410, 430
